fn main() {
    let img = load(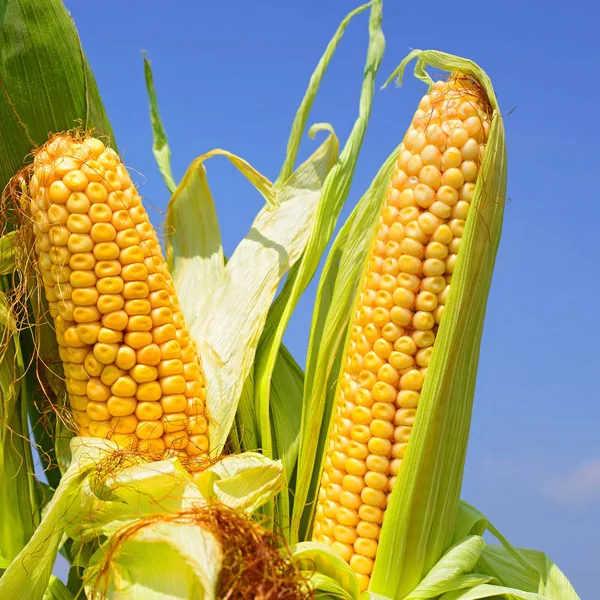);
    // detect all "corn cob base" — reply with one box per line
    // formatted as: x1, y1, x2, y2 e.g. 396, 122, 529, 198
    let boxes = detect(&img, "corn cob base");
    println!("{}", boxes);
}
26, 134, 210, 459
313, 77, 491, 590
